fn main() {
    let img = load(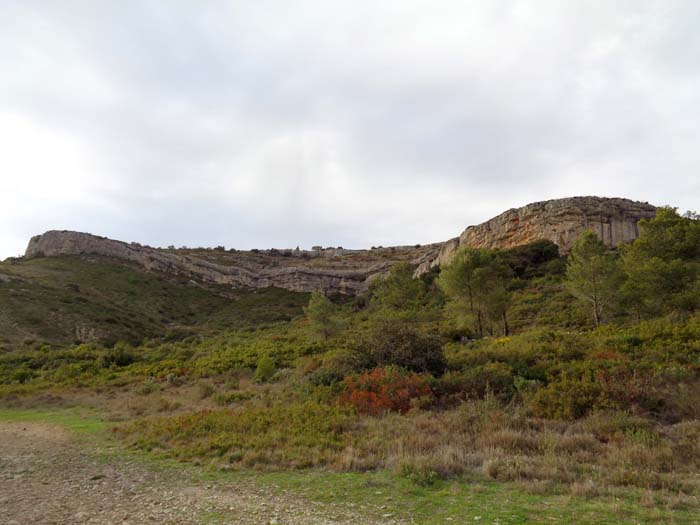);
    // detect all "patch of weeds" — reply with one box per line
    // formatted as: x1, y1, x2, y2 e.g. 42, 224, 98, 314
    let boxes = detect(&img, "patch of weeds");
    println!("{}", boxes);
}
400, 463, 440, 486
